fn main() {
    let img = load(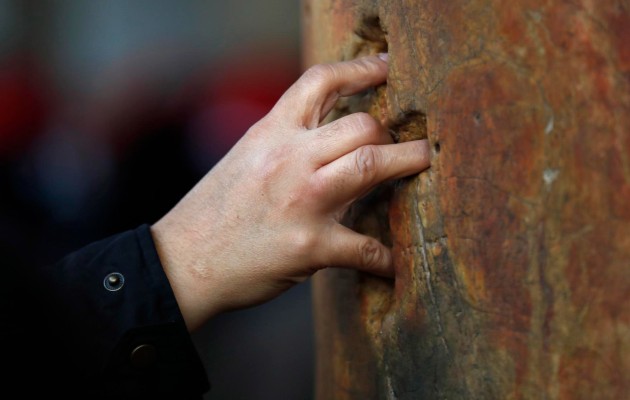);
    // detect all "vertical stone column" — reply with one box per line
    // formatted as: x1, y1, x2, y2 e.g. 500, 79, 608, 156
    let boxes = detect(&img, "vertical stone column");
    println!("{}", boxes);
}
303, 1, 630, 399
